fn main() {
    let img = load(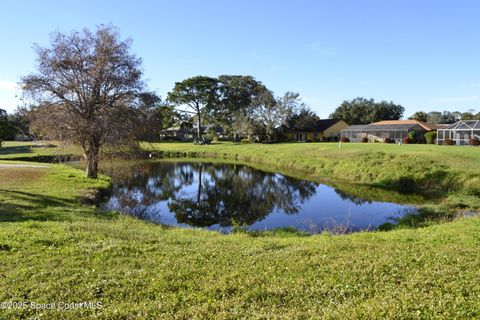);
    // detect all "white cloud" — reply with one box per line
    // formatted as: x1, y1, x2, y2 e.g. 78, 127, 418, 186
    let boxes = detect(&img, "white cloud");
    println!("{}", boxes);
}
307, 43, 336, 55
269, 65, 279, 72
0, 80, 19, 91
458, 82, 480, 88
428, 96, 480, 103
